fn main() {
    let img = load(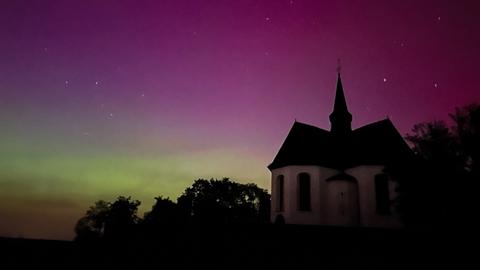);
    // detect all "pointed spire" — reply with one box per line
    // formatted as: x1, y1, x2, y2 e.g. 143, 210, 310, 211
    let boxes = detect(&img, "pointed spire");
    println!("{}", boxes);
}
333, 73, 348, 113
329, 72, 352, 134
